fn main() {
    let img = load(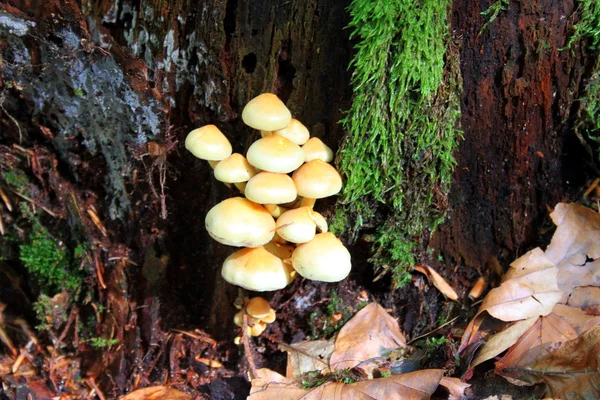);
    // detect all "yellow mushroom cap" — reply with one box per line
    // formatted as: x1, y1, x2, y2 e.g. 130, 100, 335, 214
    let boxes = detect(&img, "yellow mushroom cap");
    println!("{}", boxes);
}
205, 197, 275, 247
273, 119, 310, 145
234, 311, 258, 327
246, 136, 304, 173
242, 93, 292, 131
214, 153, 257, 183
221, 247, 295, 291
185, 125, 232, 161
292, 160, 342, 199
276, 206, 328, 244
264, 240, 295, 260
291, 232, 351, 282
246, 297, 272, 319
250, 321, 267, 336
245, 172, 297, 204
262, 308, 277, 324
302, 137, 334, 163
